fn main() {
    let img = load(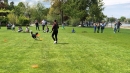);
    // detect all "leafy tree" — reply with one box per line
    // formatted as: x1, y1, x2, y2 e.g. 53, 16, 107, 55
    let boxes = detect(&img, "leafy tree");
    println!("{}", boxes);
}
18, 15, 30, 26
9, 1, 14, 10
109, 17, 116, 23
13, 6, 21, 16
108, 17, 116, 28
13, 2, 25, 16
46, 0, 62, 24
7, 13, 17, 24
30, 1, 46, 22
62, 0, 89, 26
45, 0, 105, 26
126, 18, 130, 24
119, 16, 126, 22
17, 2, 25, 8
23, 2, 33, 19
0, 16, 9, 25
88, 0, 105, 22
